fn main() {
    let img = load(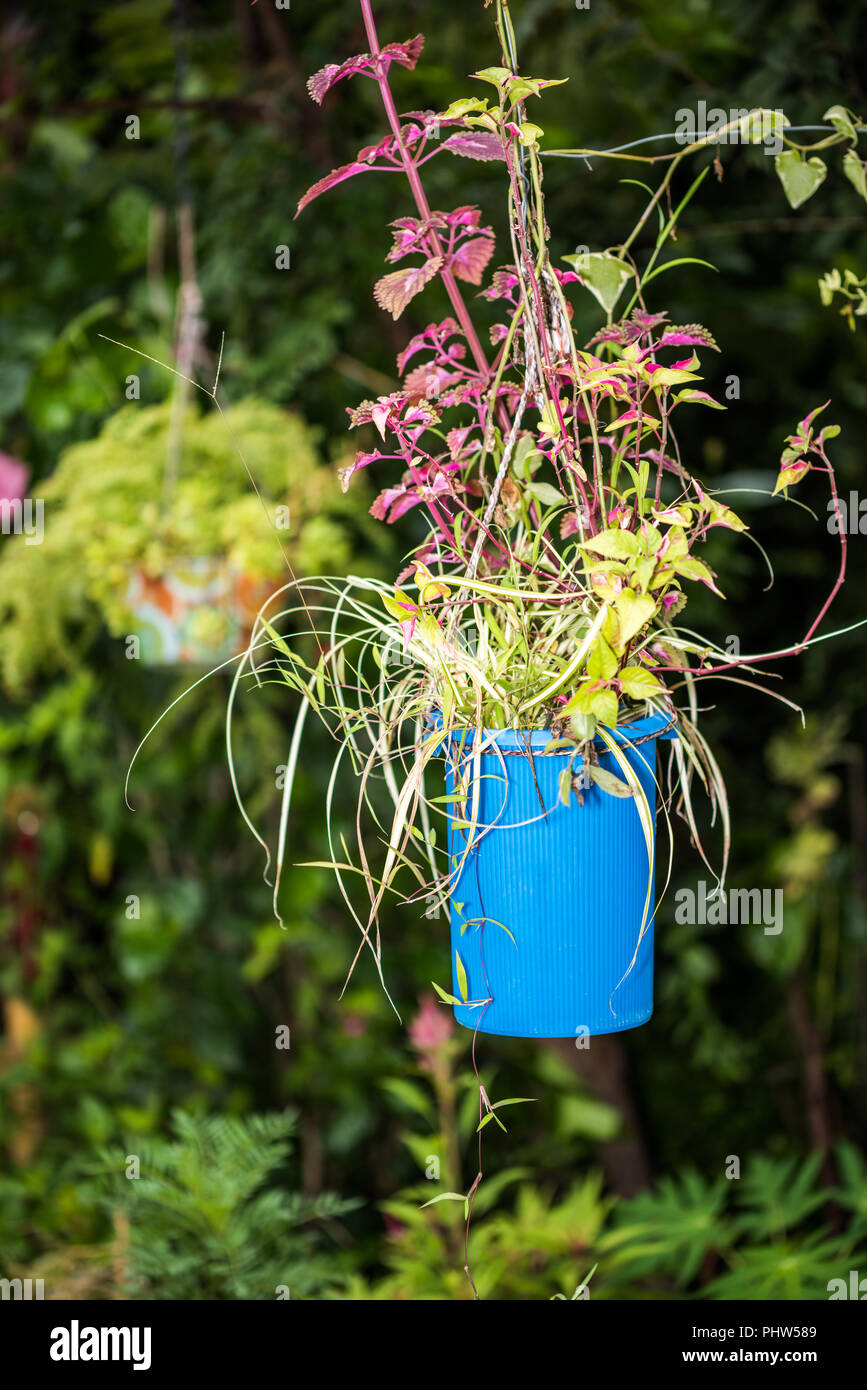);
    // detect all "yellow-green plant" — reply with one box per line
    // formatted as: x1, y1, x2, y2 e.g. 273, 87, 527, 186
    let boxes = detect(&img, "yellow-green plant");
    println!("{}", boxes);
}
0, 397, 373, 691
